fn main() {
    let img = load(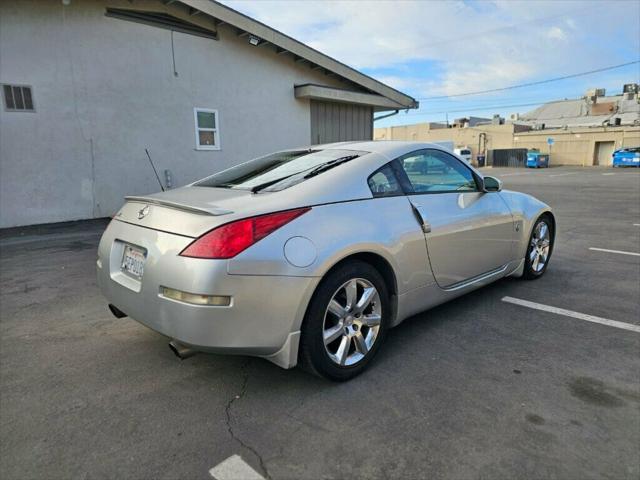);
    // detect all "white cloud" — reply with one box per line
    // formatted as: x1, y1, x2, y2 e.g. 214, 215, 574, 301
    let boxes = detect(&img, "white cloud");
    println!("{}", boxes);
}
433, 61, 535, 97
222, 0, 640, 101
547, 27, 567, 41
